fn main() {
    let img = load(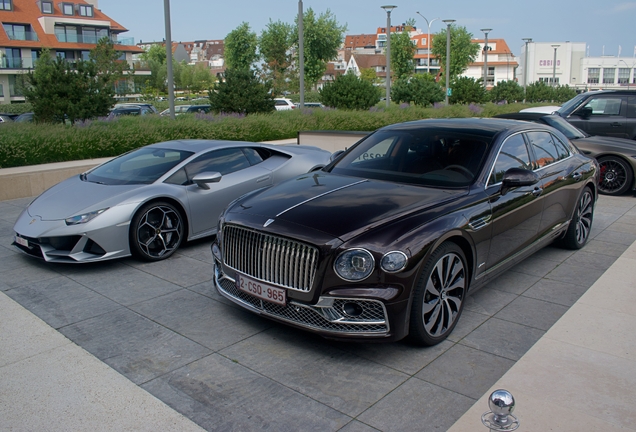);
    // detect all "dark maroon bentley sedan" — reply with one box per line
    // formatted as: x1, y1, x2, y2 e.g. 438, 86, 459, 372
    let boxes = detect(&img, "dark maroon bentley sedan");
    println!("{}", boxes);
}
211, 118, 599, 346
